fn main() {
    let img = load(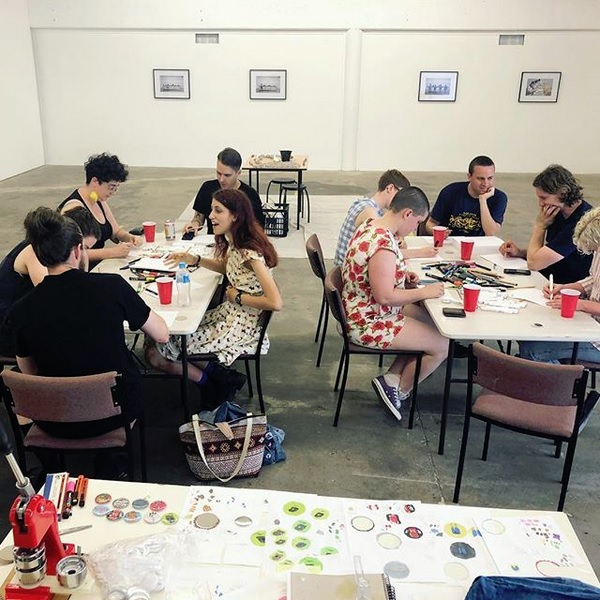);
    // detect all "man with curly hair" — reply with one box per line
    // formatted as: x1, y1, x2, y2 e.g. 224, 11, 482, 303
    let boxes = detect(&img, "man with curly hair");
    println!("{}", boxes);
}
500, 164, 593, 283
